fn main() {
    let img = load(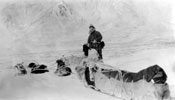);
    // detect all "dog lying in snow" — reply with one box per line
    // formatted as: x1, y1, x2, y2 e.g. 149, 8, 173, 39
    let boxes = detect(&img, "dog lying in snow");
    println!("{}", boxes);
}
55, 59, 72, 76
28, 62, 49, 74
14, 63, 27, 75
